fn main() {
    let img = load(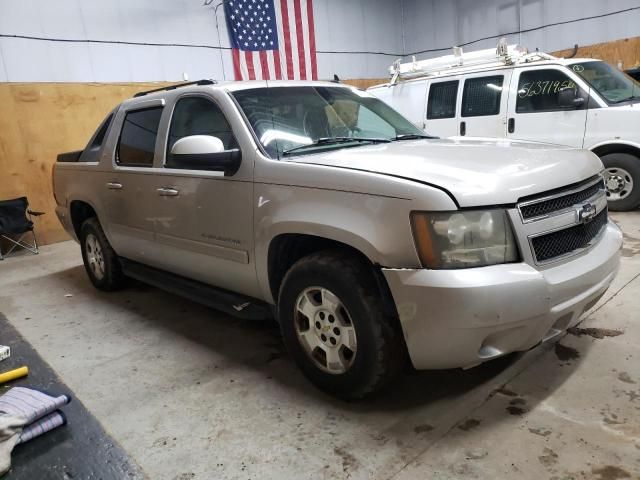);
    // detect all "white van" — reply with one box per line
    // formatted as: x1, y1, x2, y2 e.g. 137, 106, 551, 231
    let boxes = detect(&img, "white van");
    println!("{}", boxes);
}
369, 43, 640, 211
